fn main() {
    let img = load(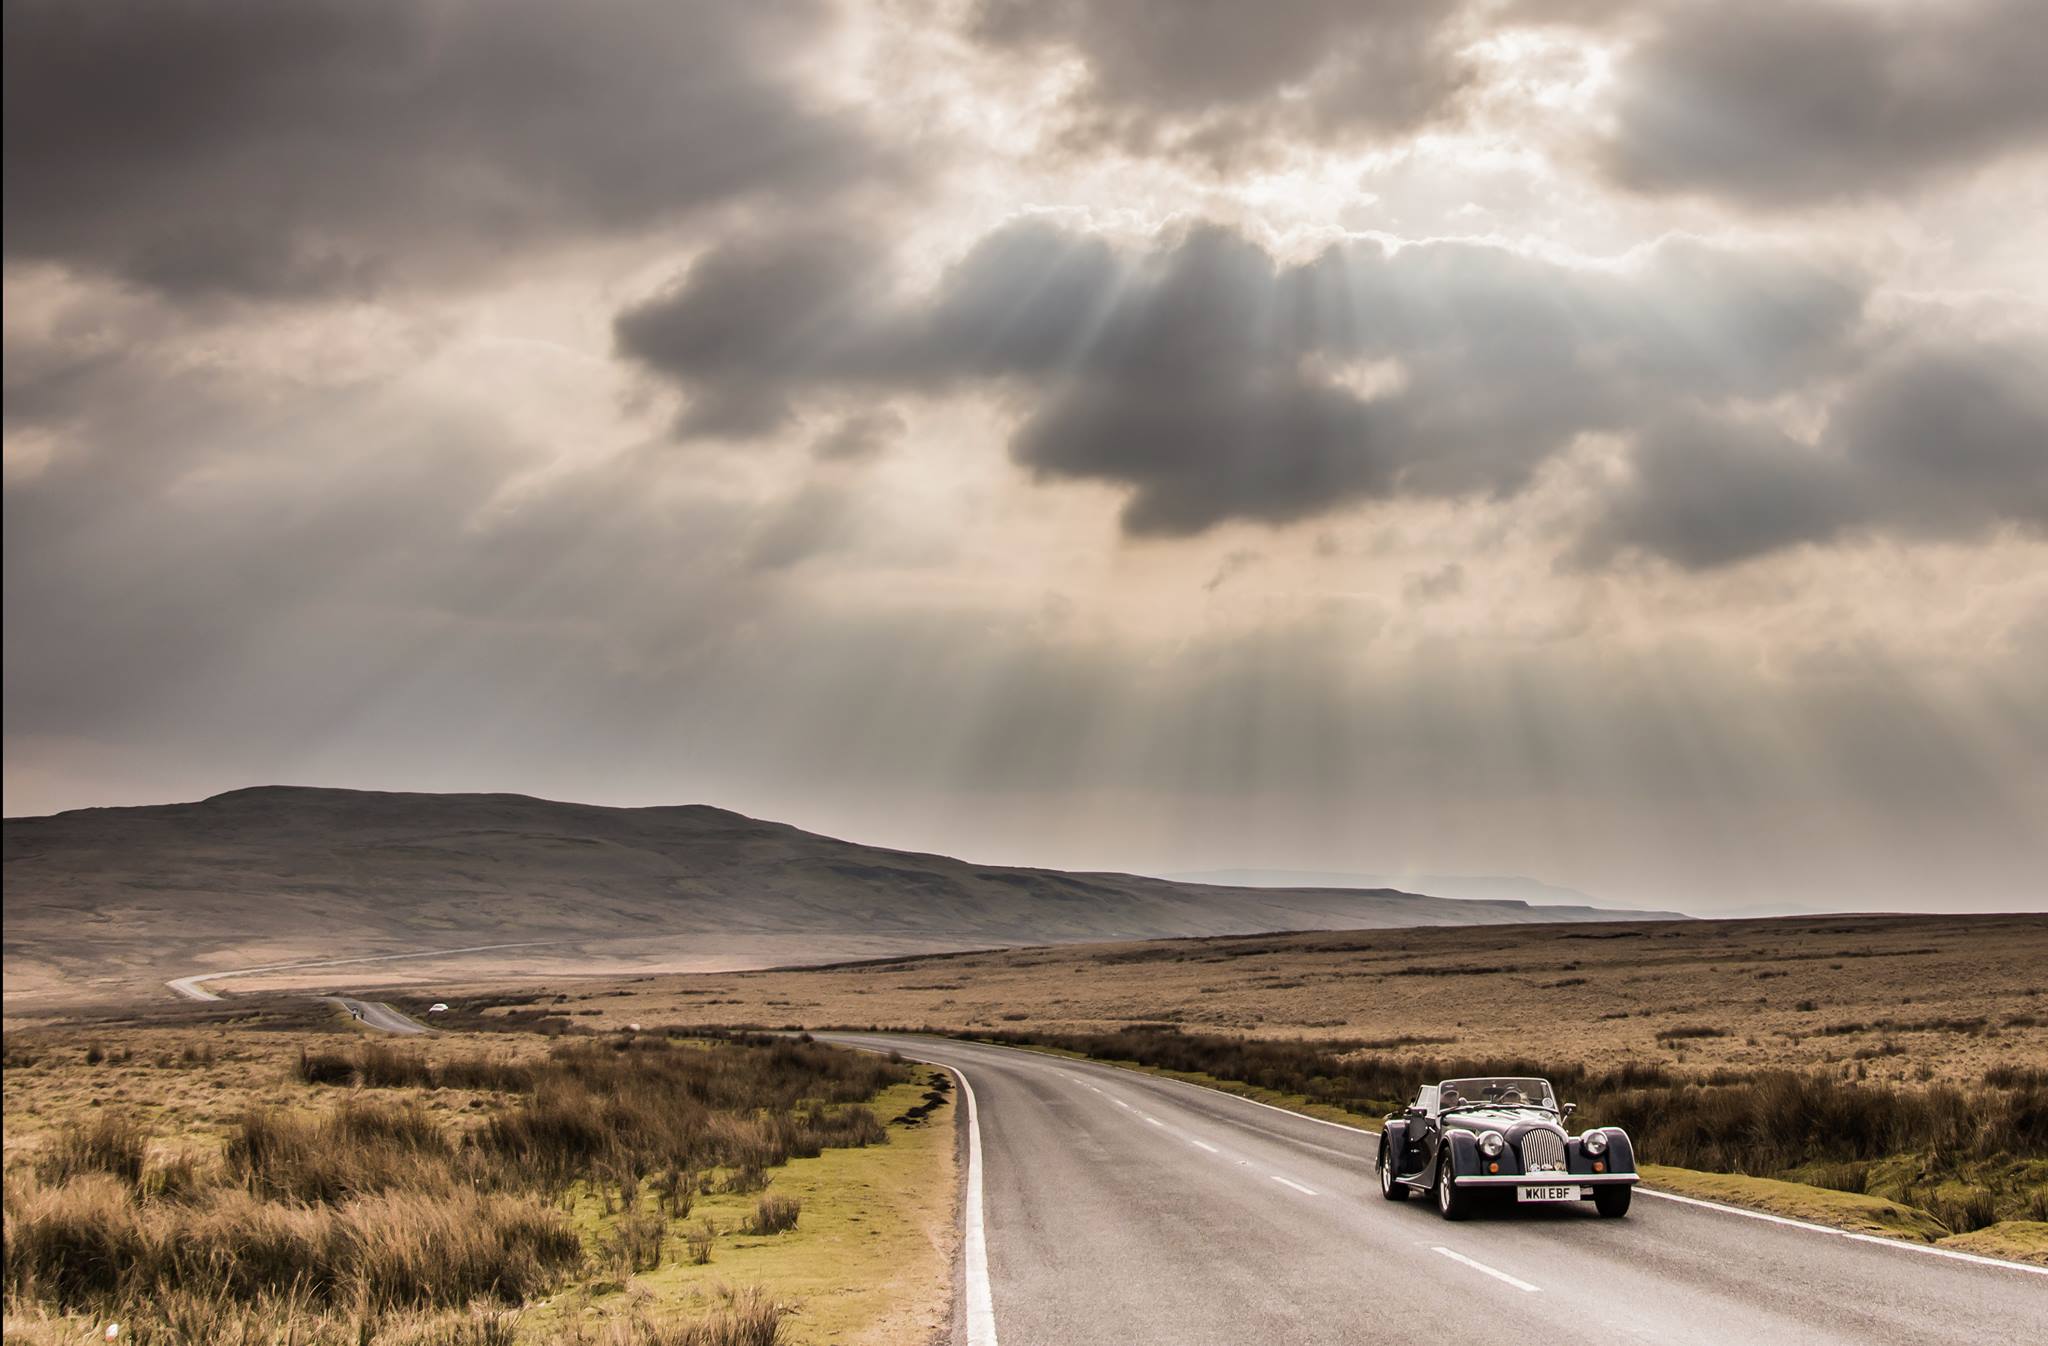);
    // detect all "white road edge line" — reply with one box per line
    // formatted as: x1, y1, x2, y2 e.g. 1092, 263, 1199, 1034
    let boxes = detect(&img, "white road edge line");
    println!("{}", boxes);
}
1638, 1189, 2048, 1277
1270, 1175, 1318, 1196
1189, 1139, 1219, 1153
951, 1065, 1000, 1346
942, 1037, 2048, 1278
1433, 1246, 1540, 1293
1144, 1116, 1163, 1126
